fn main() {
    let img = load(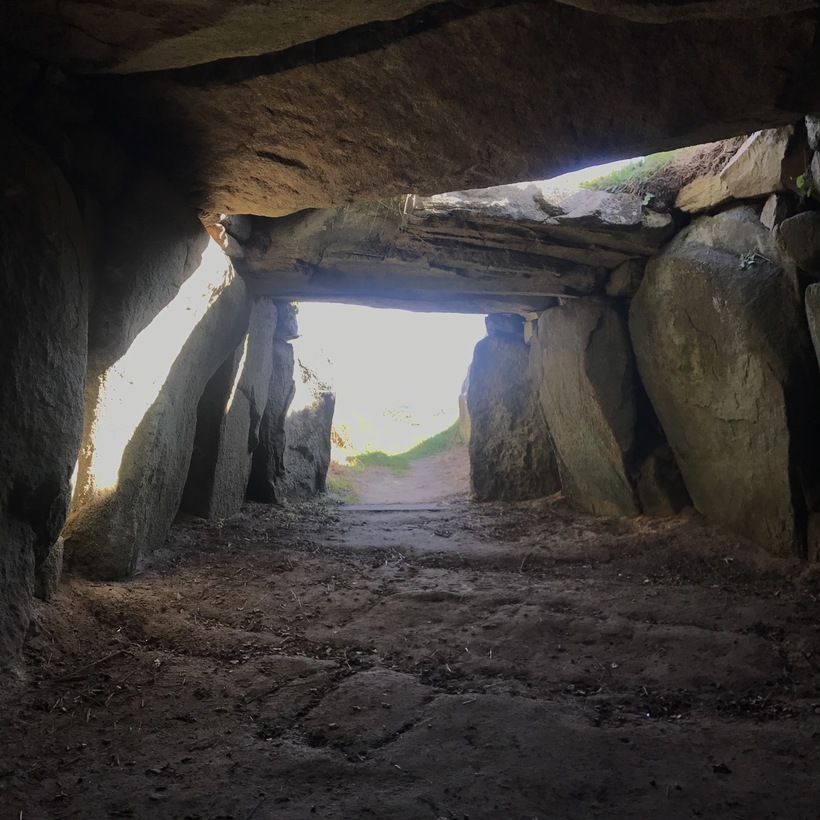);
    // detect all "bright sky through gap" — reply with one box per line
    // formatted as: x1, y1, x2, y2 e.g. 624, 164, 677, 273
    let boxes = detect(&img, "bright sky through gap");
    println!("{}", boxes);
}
291, 304, 486, 458
290, 157, 640, 460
